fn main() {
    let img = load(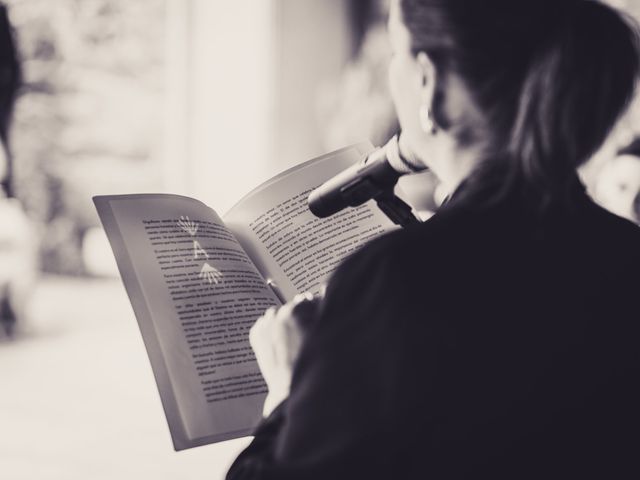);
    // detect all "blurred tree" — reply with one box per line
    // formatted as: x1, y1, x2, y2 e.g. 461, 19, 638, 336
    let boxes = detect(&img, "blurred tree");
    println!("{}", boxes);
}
5, 0, 164, 274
